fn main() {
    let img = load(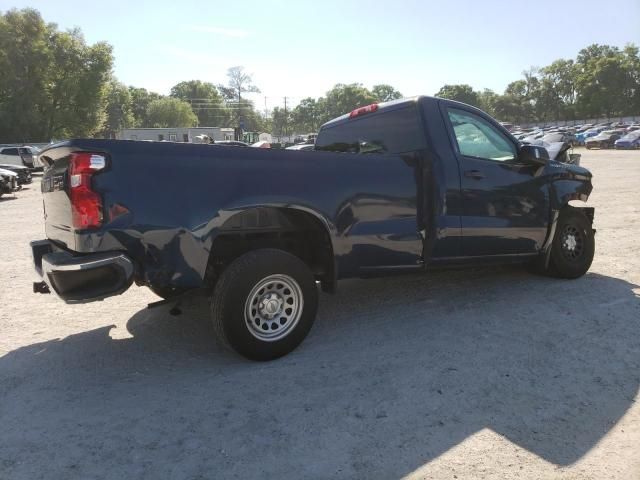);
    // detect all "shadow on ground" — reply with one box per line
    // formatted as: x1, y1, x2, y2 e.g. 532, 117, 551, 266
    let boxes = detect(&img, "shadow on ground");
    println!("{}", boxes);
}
1, 267, 639, 479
